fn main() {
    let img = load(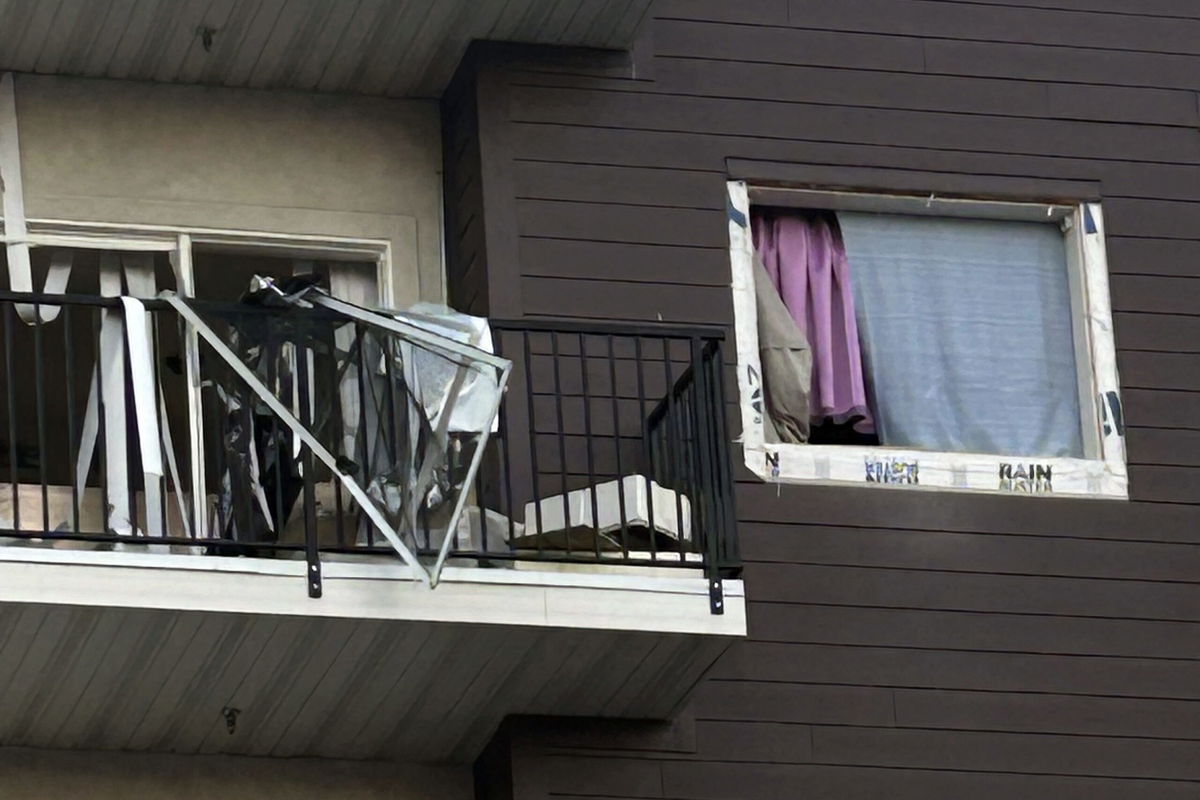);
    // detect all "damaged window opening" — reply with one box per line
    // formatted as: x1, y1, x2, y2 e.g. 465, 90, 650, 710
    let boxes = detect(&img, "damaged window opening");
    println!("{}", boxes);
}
728, 182, 1128, 498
